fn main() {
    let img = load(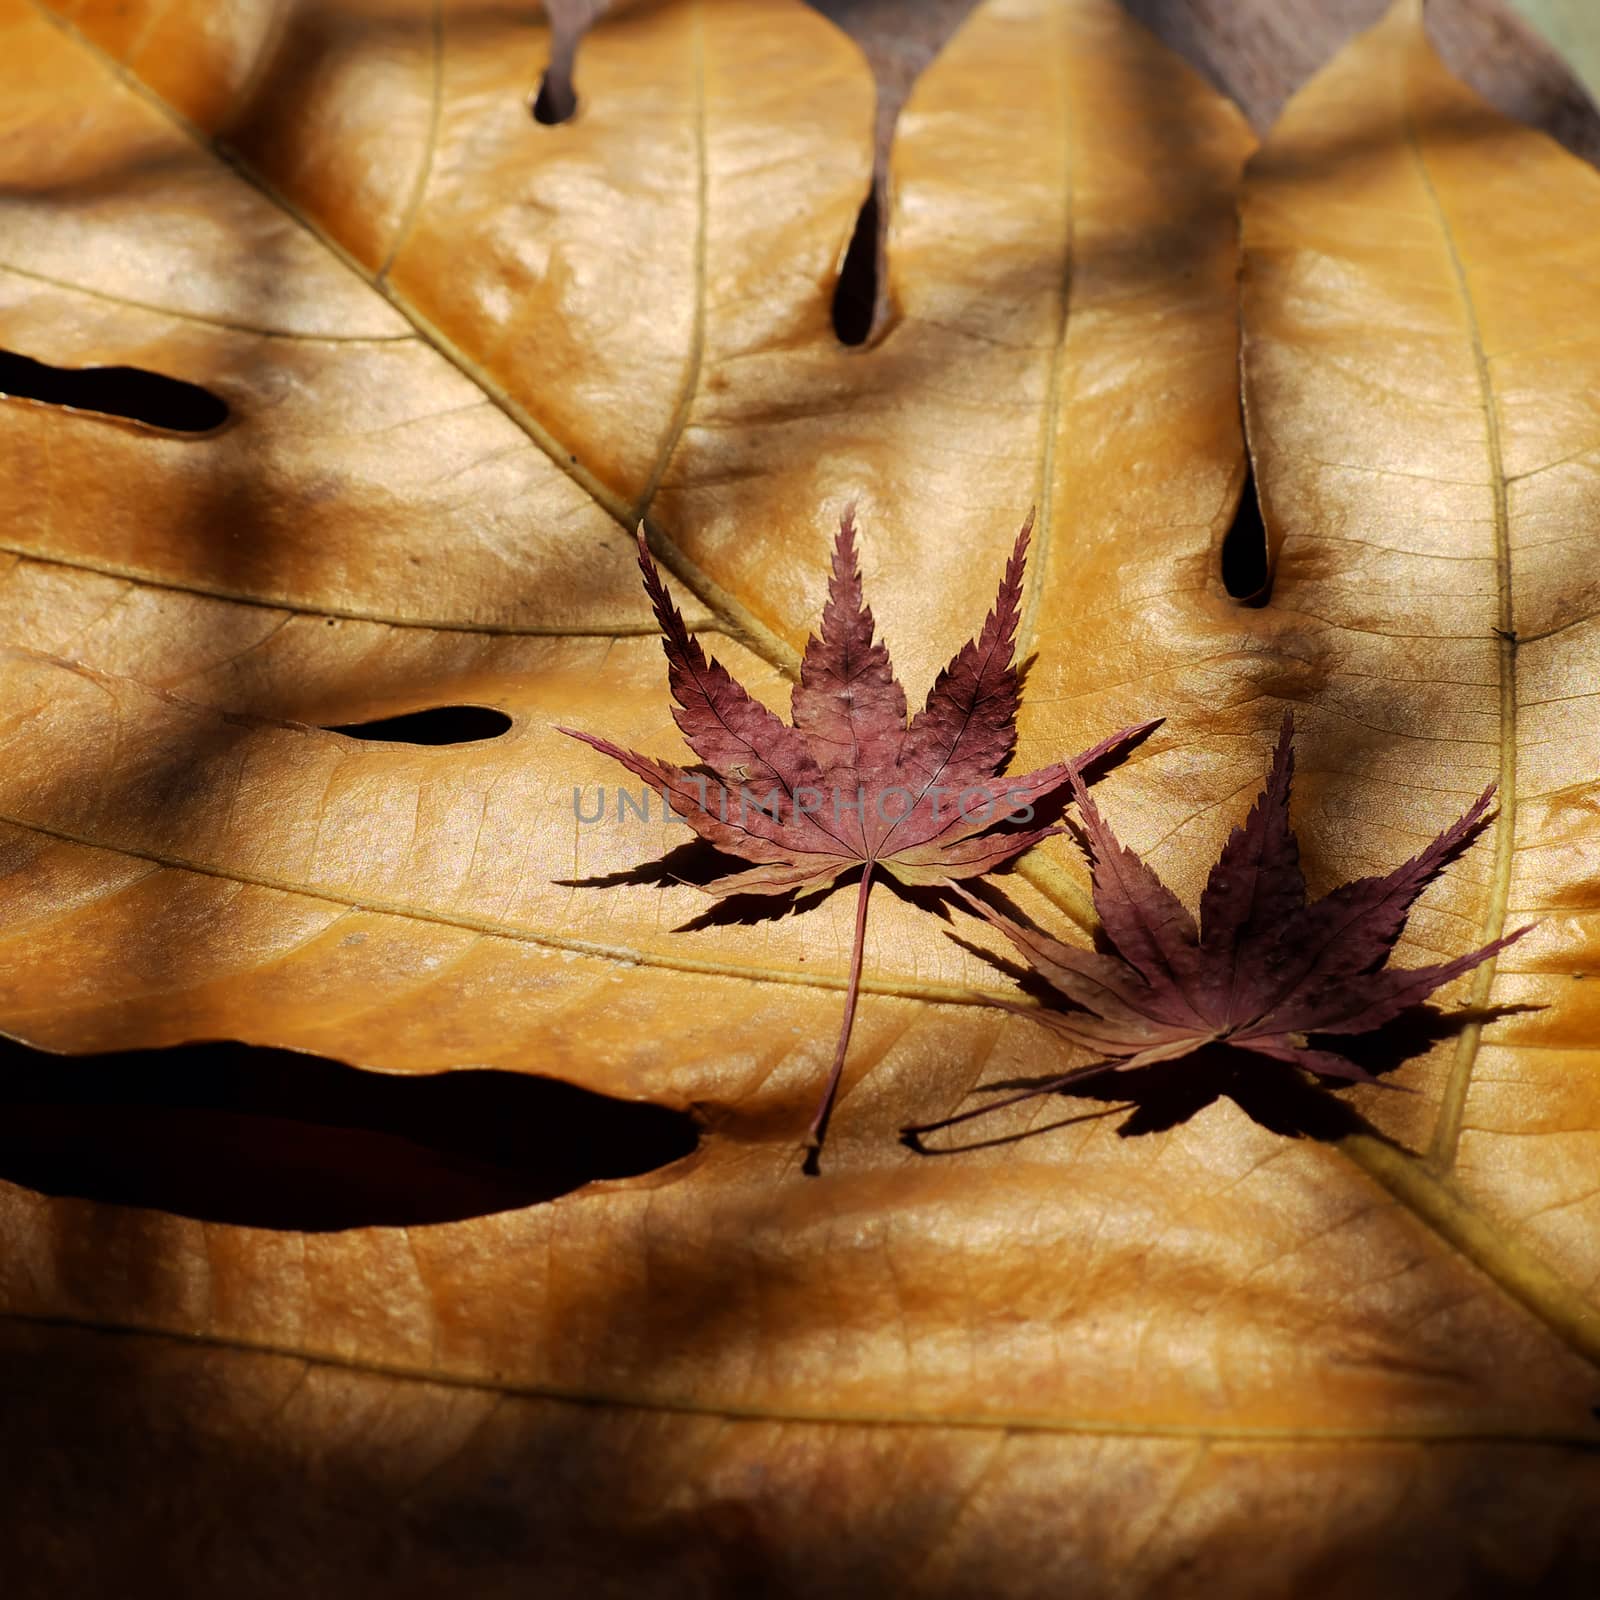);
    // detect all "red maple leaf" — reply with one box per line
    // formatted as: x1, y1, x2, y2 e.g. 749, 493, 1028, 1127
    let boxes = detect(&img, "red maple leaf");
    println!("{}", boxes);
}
904, 715, 1530, 1142
561, 511, 1154, 1163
